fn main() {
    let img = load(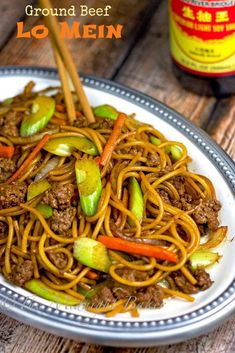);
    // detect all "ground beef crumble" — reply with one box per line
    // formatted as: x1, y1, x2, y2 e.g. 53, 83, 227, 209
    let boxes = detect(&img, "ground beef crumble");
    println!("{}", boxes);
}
116, 268, 150, 282
172, 176, 187, 196
90, 269, 164, 309
171, 267, 213, 294
72, 114, 89, 128
112, 284, 136, 299
0, 110, 23, 137
159, 189, 171, 204
48, 251, 68, 270
9, 260, 34, 286
157, 166, 173, 177
136, 285, 164, 308
146, 153, 160, 167
0, 182, 27, 209
0, 157, 16, 182
171, 271, 199, 294
192, 199, 221, 231
89, 116, 115, 130
194, 268, 213, 290
90, 286, 116, 308
126, 146, 144, 156
43, 183, 74, 209
50, 207, 76, 234
156, 175, 221, 232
